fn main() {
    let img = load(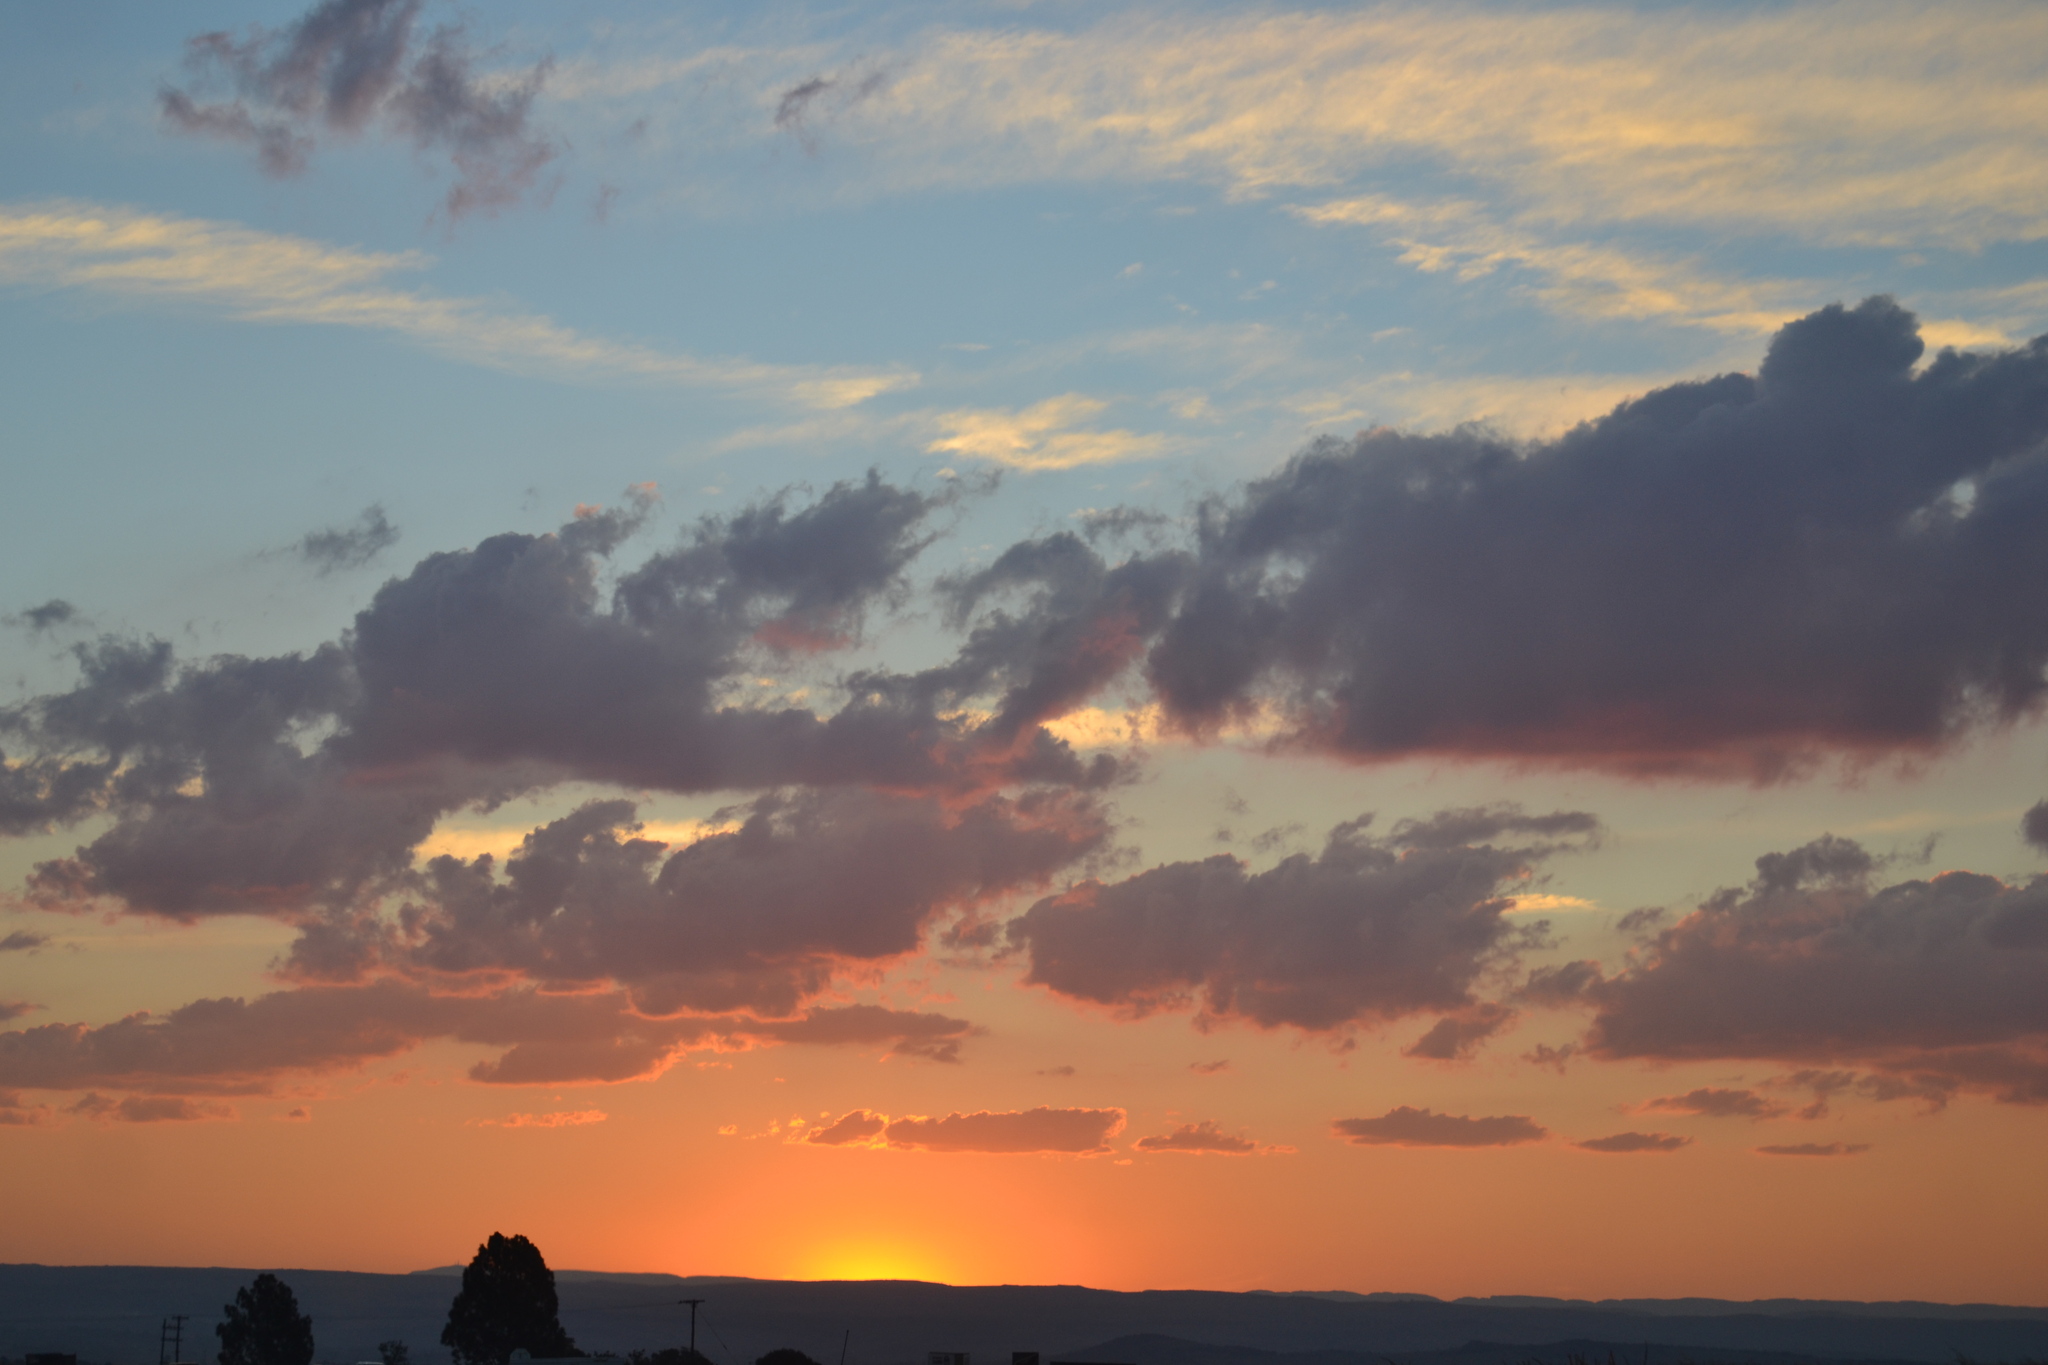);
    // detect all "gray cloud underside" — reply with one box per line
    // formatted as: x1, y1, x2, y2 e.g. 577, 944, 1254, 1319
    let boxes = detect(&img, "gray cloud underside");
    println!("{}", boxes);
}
1144, 298, 2048, 780
1545, 828, 2048, 1104
1007, 806, 1591, 1032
